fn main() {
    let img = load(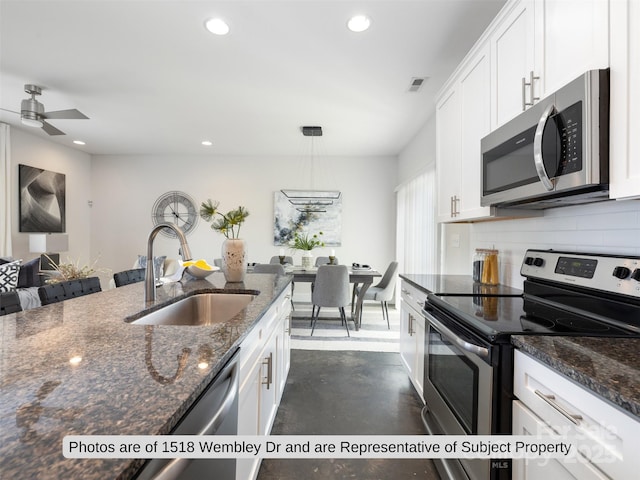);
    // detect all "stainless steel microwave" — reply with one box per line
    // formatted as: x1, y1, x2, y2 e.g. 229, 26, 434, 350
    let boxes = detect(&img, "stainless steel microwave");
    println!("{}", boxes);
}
481, 69, 609, 209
